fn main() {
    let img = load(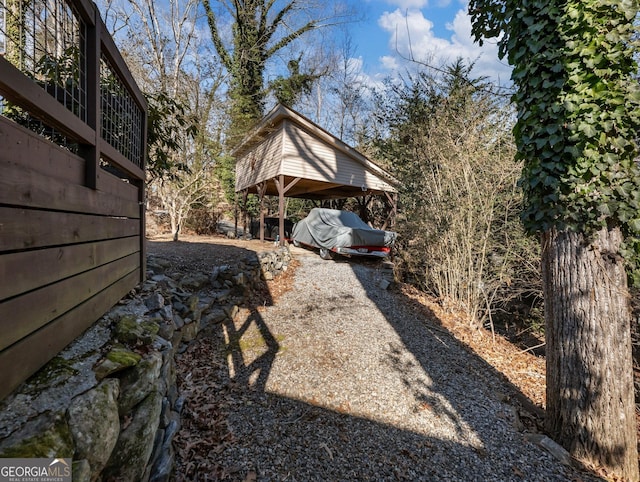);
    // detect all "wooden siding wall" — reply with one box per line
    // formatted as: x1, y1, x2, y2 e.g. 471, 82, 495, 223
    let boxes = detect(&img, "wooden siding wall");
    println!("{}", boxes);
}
0, 0, 146, 400
235, 124, 283, 192
281, 121, 395, 192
